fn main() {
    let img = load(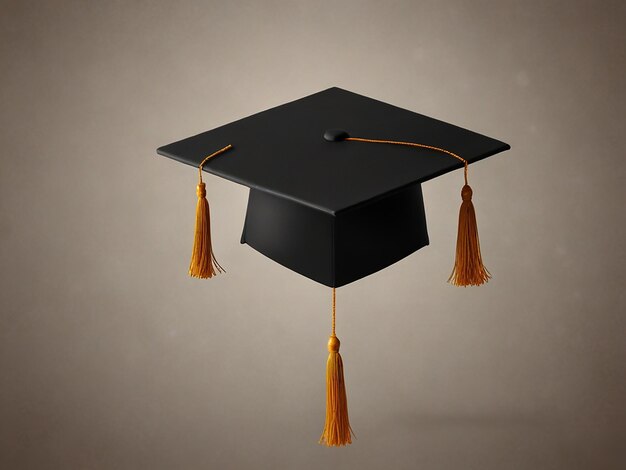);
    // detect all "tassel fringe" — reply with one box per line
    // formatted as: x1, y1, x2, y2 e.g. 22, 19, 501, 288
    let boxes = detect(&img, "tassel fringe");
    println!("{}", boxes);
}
448, 184, 490, 286
189, 182, 224, 278
320, 335, 353, 446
